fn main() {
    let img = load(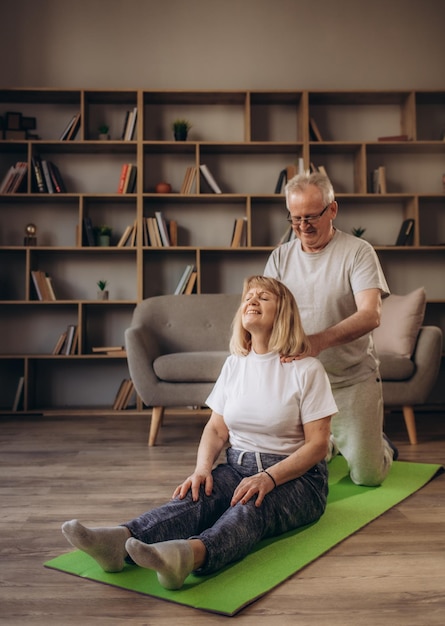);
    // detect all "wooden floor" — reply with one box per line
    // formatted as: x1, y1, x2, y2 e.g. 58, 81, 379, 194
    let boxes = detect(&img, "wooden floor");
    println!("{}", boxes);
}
1, 409, 444, 625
